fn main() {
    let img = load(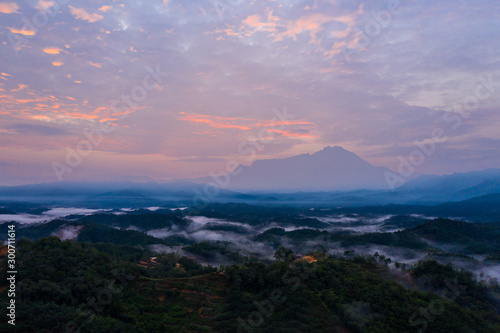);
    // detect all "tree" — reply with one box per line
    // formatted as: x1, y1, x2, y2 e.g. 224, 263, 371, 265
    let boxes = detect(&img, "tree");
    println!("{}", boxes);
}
274, 247, 294, 262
